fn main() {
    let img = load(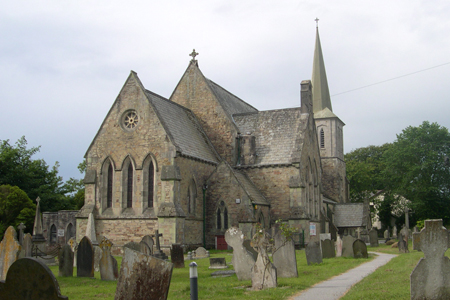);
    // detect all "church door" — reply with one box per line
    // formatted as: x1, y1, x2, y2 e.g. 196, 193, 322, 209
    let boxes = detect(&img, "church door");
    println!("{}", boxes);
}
215, 235, 228, 250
